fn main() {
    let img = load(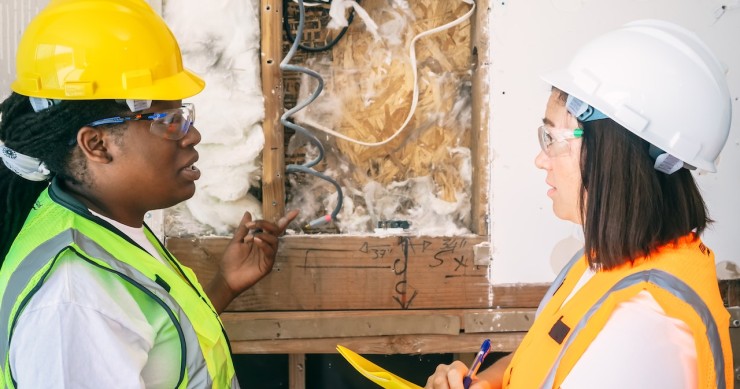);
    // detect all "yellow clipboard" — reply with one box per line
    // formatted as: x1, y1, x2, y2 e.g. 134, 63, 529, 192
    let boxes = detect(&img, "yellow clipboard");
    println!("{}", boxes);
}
336, 345, 423, 389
